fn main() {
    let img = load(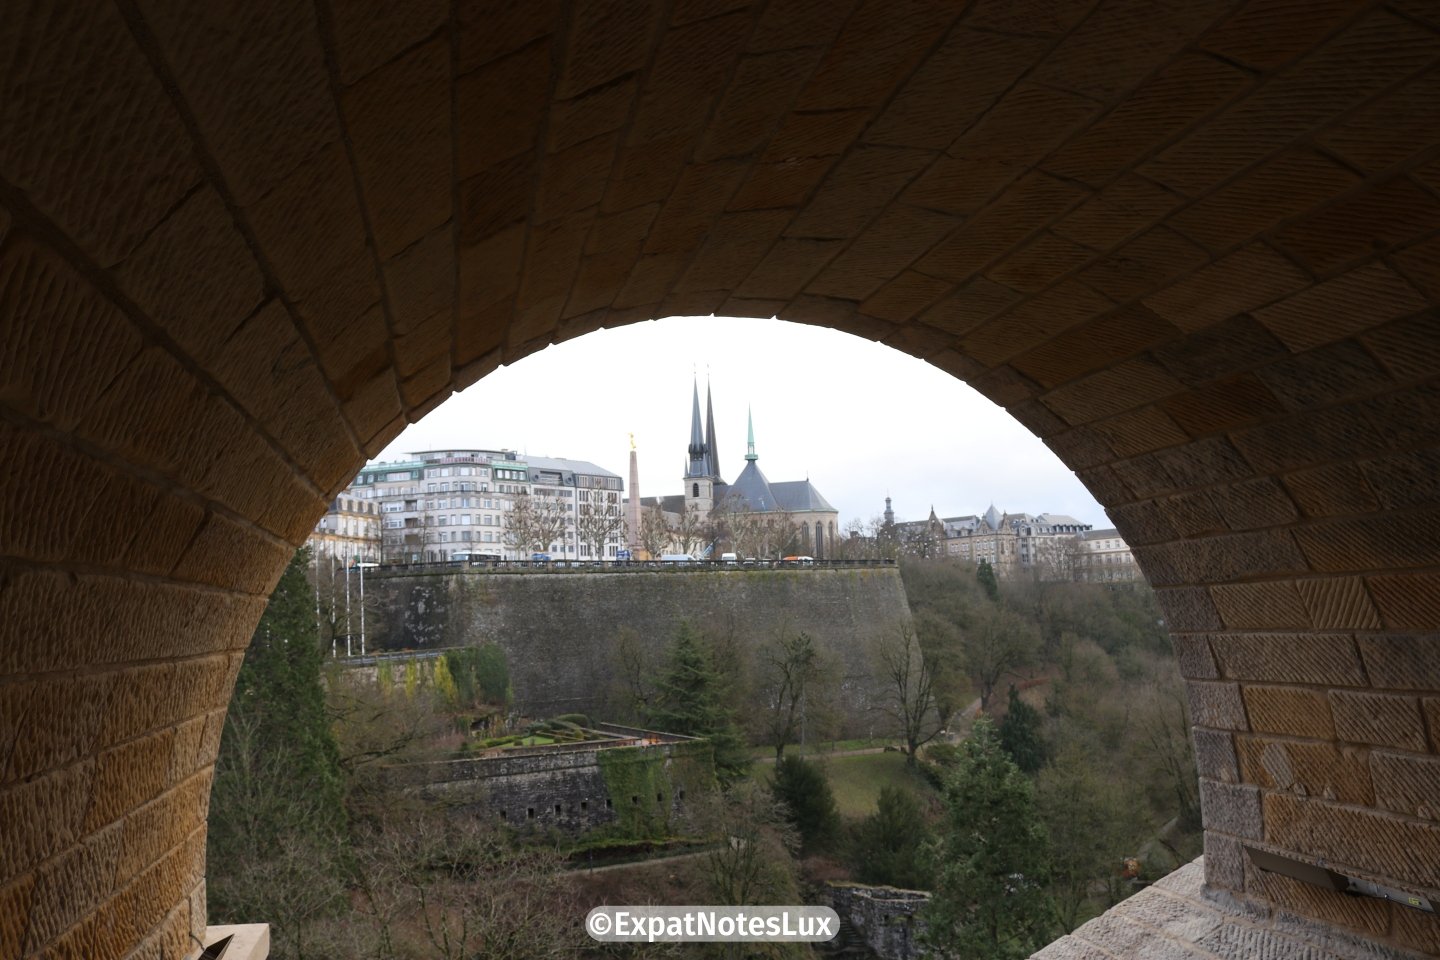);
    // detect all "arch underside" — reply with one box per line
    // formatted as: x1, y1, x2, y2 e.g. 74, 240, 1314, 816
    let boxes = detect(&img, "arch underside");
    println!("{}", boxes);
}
2, 0, 1439, 955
